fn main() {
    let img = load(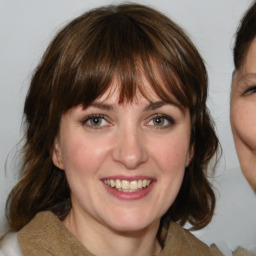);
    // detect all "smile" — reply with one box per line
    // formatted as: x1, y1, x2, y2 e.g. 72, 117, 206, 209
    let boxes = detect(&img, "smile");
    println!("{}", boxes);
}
103, 179, 152, 192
